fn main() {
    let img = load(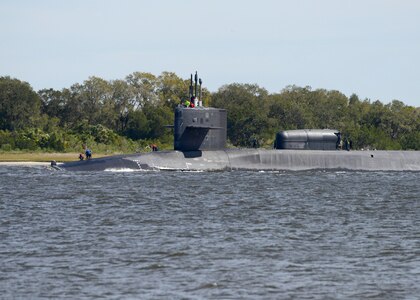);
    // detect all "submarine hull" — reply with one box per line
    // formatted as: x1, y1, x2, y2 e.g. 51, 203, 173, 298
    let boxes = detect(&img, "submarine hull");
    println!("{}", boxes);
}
58, 149, 420, 172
